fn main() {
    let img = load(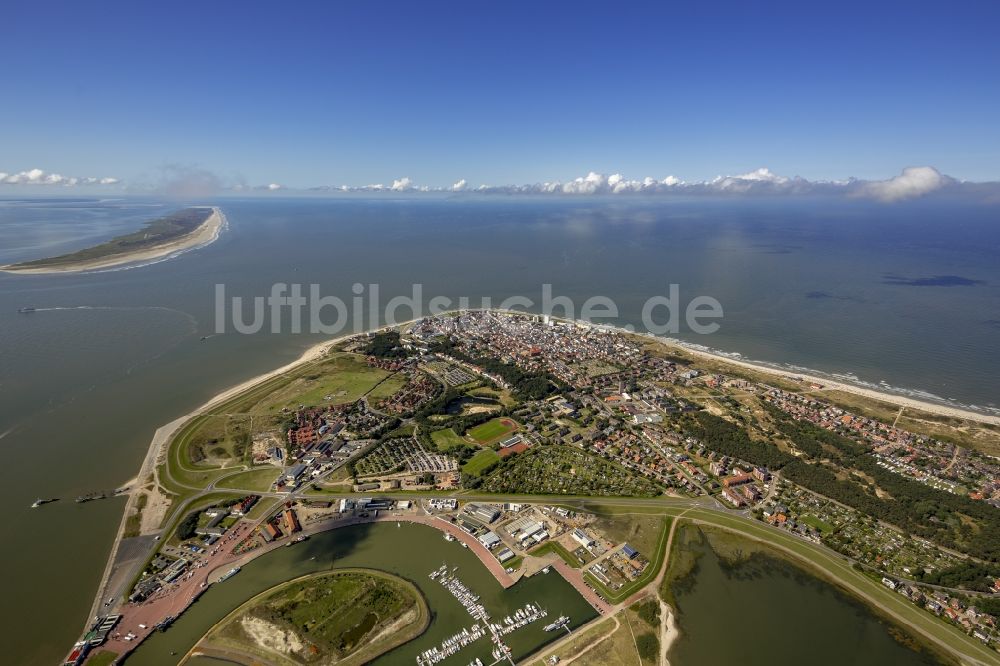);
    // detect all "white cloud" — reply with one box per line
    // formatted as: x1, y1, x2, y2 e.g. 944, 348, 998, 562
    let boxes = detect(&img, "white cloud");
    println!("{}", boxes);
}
0, 167, 119, 187
562, 171, 607, 194
861, 166, 949, 202
242, 166, 990, 202
267, 183, 282, 191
